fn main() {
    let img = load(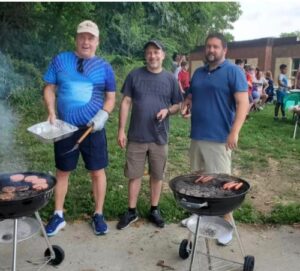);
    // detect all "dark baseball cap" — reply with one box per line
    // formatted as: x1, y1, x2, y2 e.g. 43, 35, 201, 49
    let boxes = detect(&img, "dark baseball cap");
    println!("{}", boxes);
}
143, 40, 165, 51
